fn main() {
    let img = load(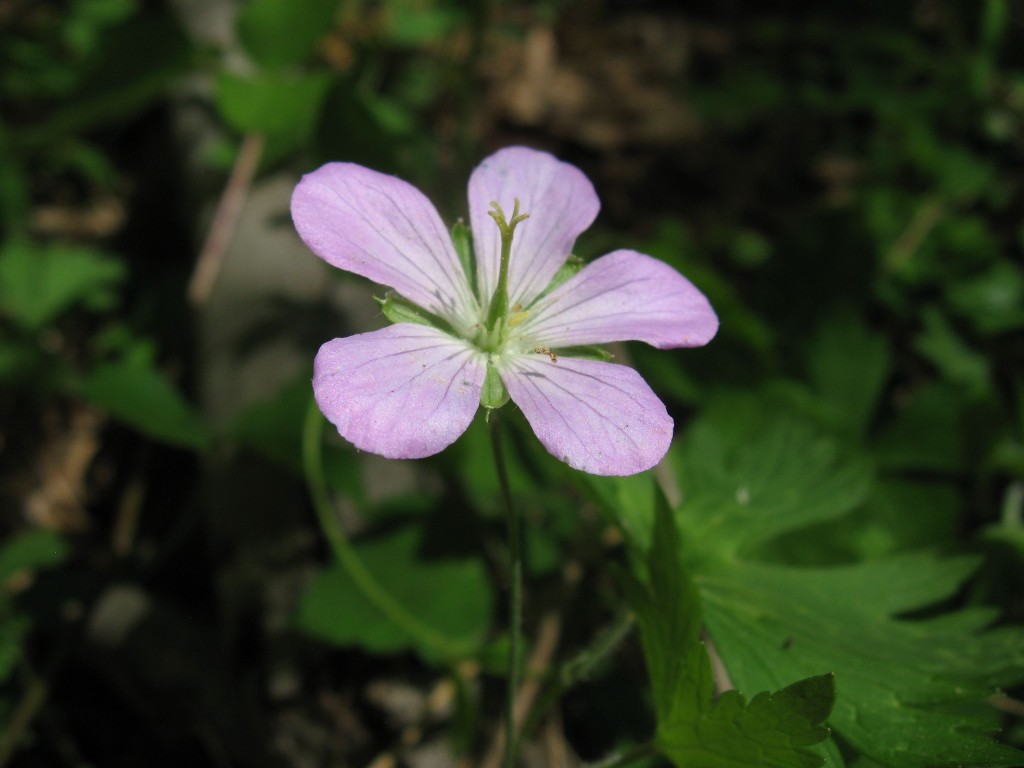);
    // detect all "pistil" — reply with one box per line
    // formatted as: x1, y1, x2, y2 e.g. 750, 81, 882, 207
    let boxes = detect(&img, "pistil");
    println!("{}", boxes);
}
484, 199, 529, 340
